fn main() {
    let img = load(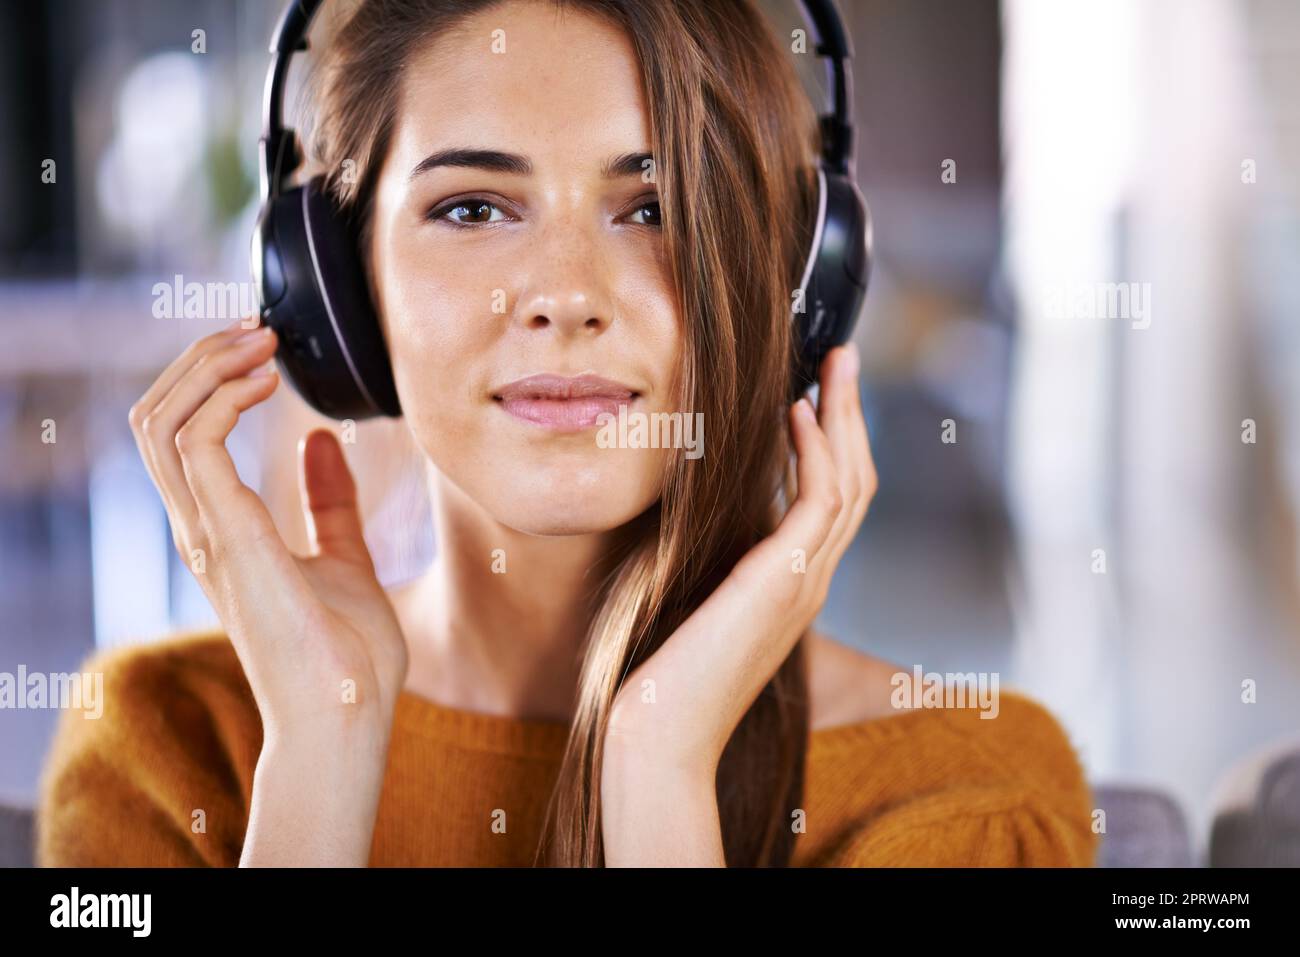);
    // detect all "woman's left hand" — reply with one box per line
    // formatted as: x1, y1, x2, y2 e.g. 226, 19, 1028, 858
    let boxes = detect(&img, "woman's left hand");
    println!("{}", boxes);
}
604, 341, 876, 780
